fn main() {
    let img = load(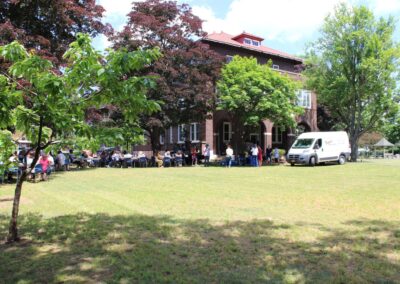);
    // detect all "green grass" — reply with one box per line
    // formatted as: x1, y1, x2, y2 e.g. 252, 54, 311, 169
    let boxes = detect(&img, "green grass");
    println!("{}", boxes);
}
0, 160, 399, 283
